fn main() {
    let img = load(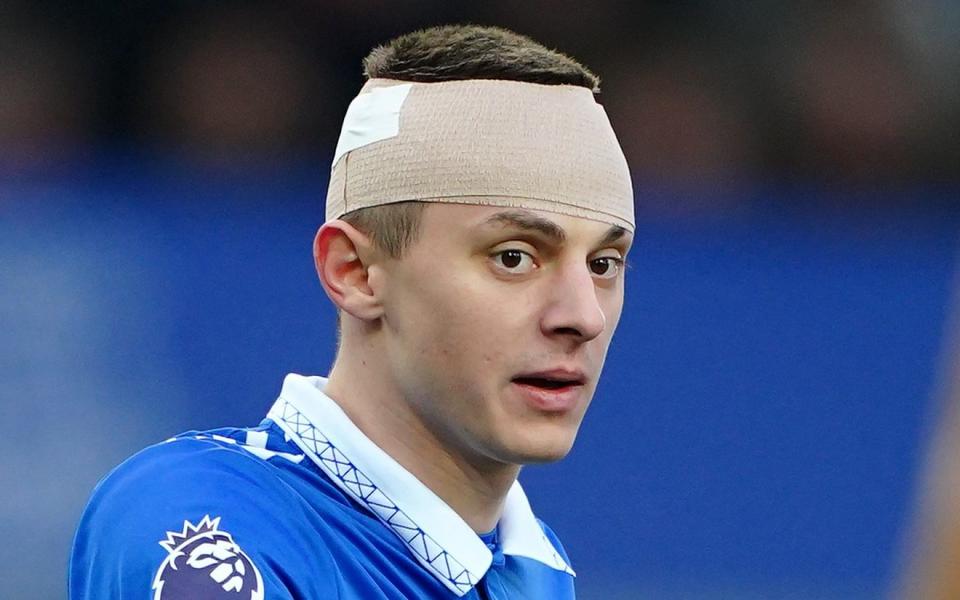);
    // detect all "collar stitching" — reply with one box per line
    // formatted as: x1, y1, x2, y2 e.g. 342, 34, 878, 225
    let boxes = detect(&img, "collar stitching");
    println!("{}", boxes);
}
274, 398, 479, 595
